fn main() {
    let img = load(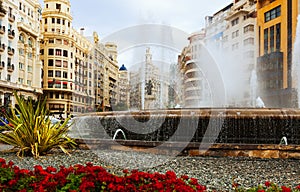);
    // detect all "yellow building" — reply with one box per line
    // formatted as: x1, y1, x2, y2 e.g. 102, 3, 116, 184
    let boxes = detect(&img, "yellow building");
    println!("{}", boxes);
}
0, 0, 42, 111
91, 33, 119, 112
40, 0, 119, 116
257, 0, 298, 107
